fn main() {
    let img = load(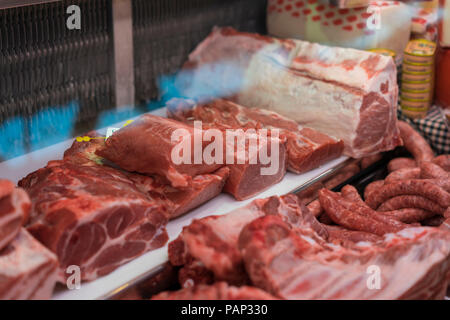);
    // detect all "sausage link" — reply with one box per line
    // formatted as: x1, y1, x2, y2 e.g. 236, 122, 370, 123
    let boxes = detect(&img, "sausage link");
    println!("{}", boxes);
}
432, 155, 450, 171
380, 208, 436, 224
387, 157, 417, 173
397, 121, 435, 163
377, 195, 446, 214
341, 185, 370, 208
365, 179, 450, 209
420, 161, 449, 180
364, 180, 384, 201
385, 167, 421, 184
337, 193, 407, 229
318, 189, 405, 236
